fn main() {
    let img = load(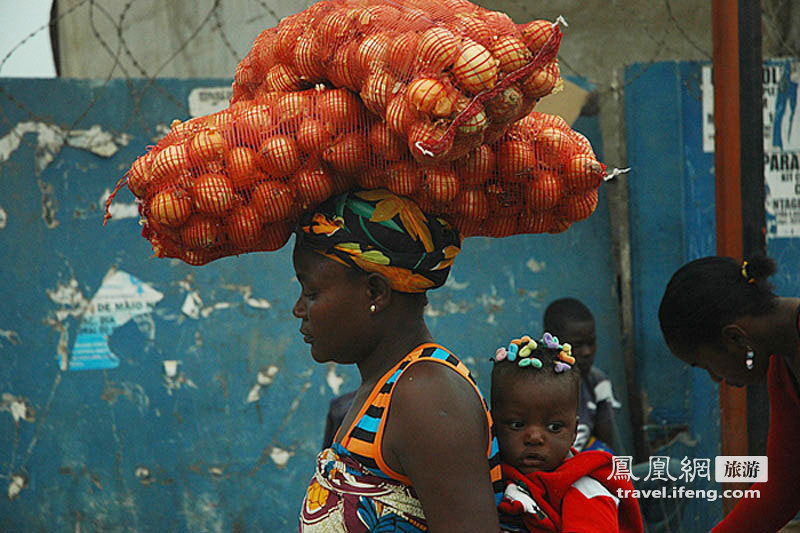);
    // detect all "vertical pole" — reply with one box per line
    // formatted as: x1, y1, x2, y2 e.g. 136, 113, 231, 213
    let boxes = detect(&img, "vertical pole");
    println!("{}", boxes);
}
712, 0, 764, 513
